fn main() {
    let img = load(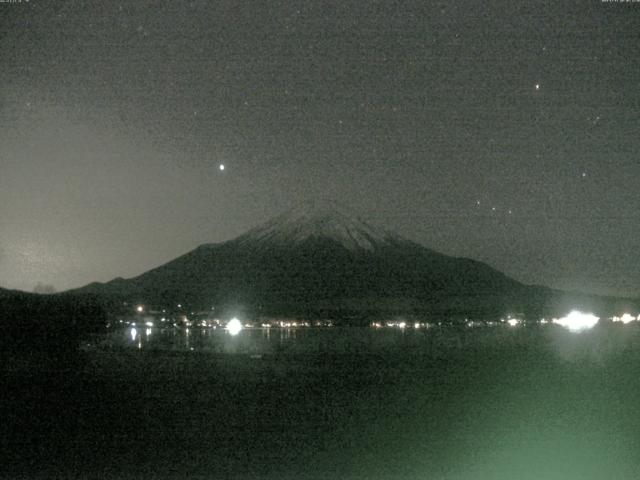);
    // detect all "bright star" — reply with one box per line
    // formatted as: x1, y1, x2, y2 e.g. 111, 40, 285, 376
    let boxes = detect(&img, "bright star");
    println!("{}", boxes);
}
535, 83, 540, 90
219, 164, 225, 171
